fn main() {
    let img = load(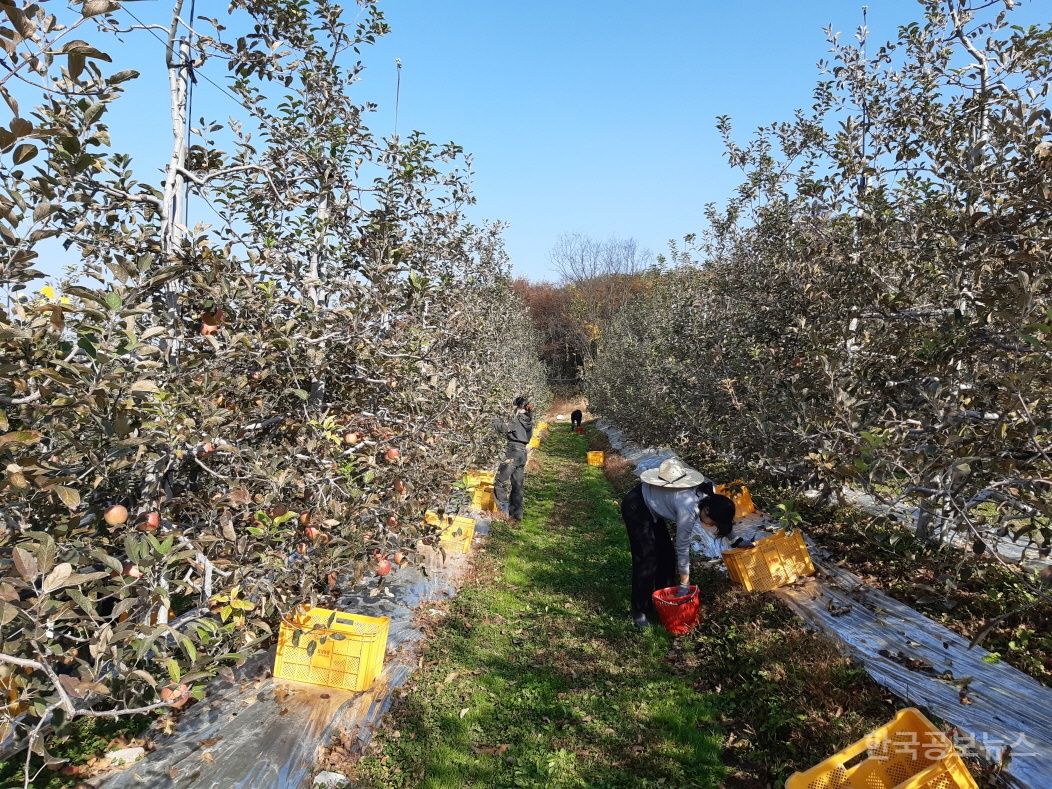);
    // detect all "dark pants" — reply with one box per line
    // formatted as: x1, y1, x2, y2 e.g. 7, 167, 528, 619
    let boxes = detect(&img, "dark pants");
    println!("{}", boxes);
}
495, 446, 527, 520
620, 483, 677, 617
570, 410, 583, 428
